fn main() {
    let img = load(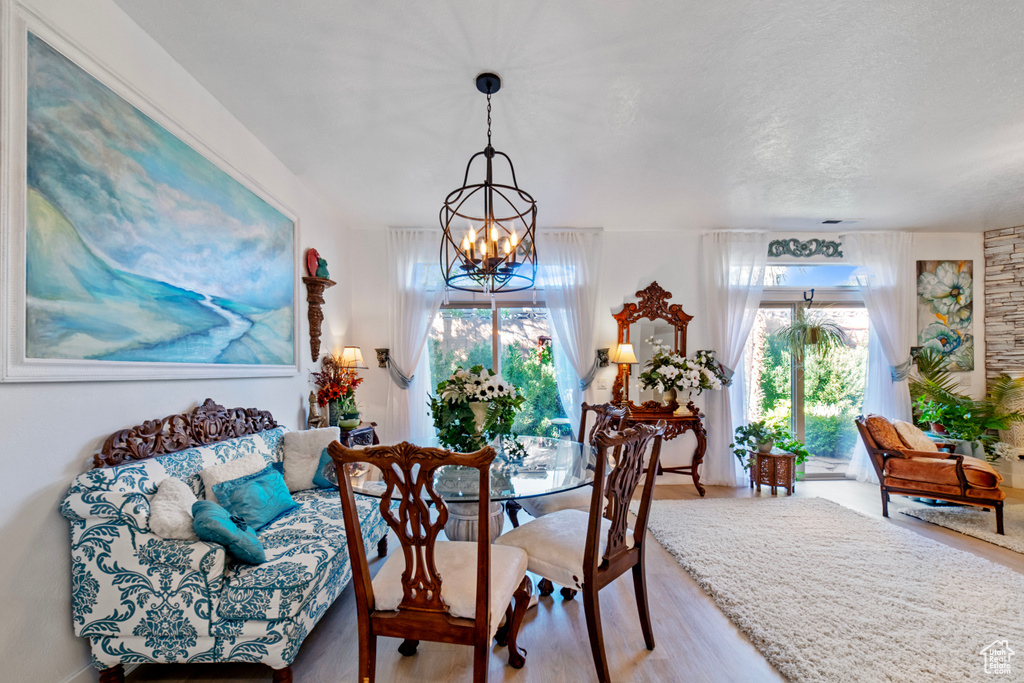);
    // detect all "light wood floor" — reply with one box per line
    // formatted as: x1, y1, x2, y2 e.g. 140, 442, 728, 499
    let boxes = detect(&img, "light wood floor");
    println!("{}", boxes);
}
128, 480, 1024, 683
